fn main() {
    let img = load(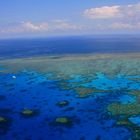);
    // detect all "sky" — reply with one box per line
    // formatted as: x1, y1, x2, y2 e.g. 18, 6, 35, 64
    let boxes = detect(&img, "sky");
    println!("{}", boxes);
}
0, 0, 140, 38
